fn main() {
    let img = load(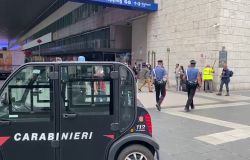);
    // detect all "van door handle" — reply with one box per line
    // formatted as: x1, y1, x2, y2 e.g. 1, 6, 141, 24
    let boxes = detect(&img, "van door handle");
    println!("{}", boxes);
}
110, 123, 119, 131
0, 120, 11, 126
63, 113, 77, 119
